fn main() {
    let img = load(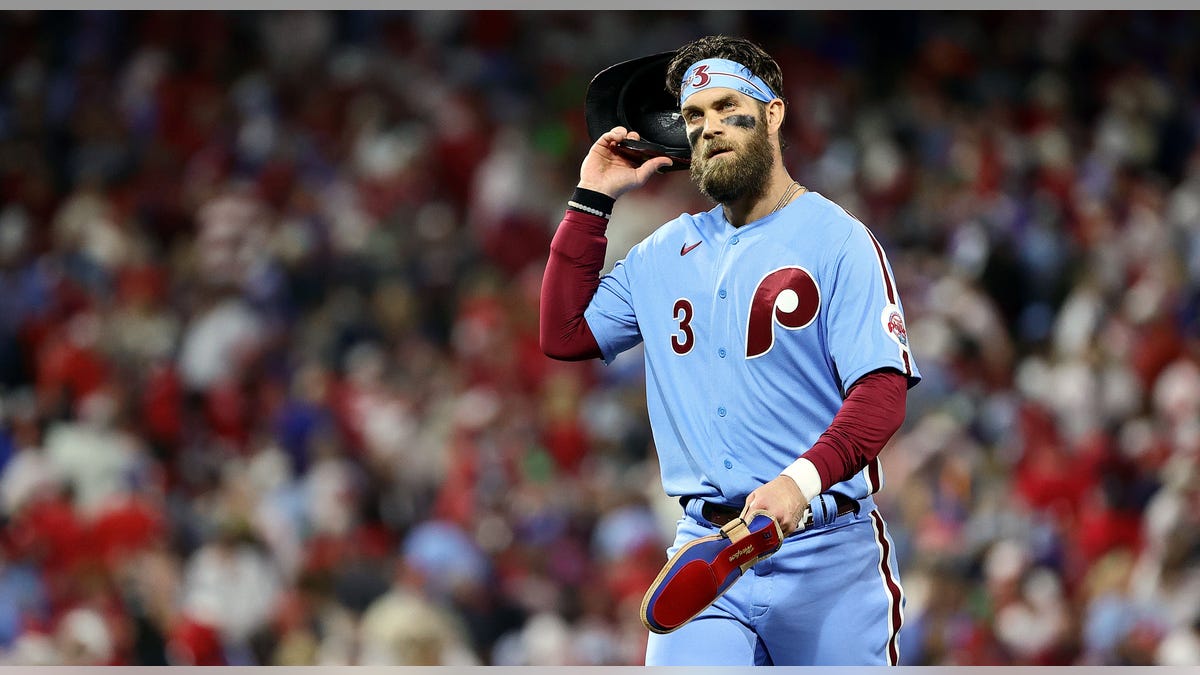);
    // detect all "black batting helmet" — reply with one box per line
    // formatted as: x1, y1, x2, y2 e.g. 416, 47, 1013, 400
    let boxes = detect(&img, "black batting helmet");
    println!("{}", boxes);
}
584, 51, 691, 171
